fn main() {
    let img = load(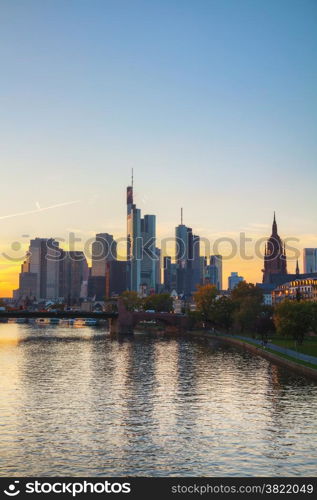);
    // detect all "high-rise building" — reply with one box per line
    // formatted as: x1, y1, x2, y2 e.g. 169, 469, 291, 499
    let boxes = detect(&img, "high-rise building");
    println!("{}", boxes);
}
209, 255, 223, 290
155, 247, 161, 291
18, 266, 37, 302
228, 272, 244, 290
163, 256, 172, 291
127, 175, 156, 294
140, 215, 156, 292
262, 213, 287, 284
19, 238, 61, 300
91, 233, 117, 277
163, 256, 178, 292
192, 235, 200, 291
199, 256, 207, 285
87, 276, 106, 301
59, 251, 89, 305
303, 248, 317, 274
105, 260, 127, 297
176, 223, 191, 296
127, 177, 141, 292
175, 212, 199, 296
